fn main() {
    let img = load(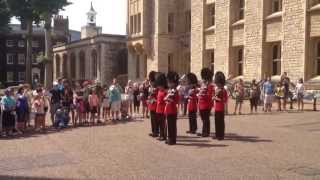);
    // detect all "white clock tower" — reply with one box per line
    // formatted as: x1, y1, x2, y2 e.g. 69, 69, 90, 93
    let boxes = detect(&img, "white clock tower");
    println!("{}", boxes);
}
81, 2, 102, 39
